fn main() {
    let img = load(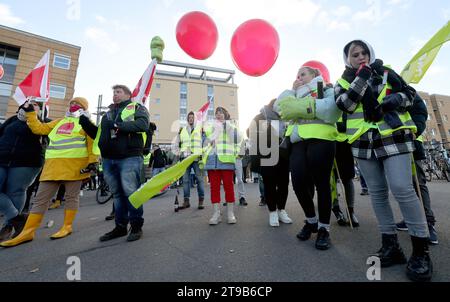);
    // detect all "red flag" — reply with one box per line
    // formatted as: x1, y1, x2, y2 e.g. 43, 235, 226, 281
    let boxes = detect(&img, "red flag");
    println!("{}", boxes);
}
131, 59, 157, 105
13, 50, 50, 106
195, 96, 213, 123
